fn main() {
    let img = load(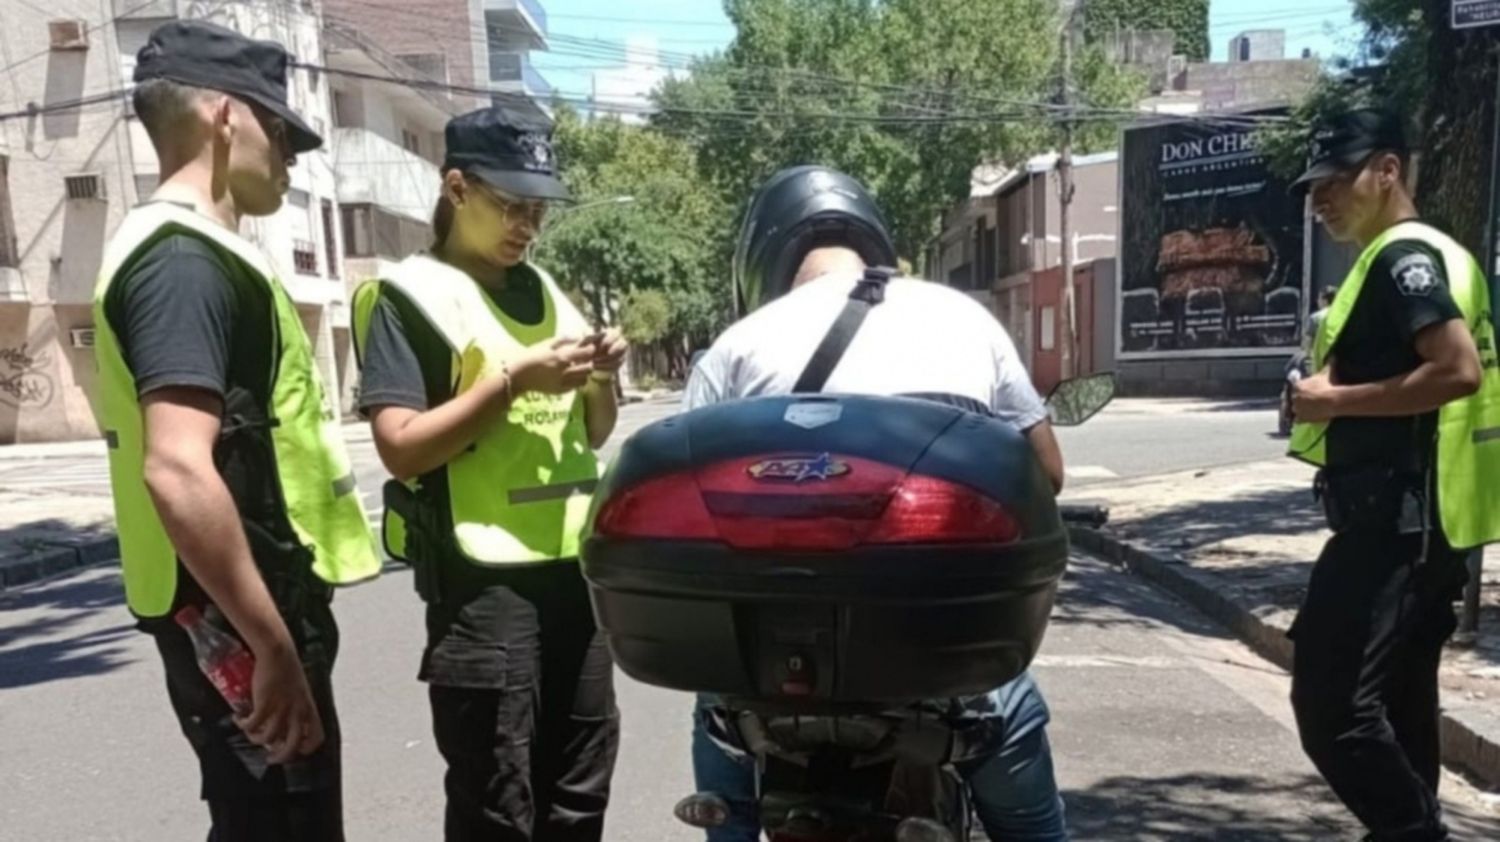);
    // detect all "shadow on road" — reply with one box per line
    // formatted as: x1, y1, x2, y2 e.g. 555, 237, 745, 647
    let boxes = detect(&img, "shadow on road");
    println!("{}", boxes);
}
0, 517, 113, 560
1064, 773, 1350, 840
1054, 556, 1235, 641
0, 567, 135, 689
1113, 486, 1325, 551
